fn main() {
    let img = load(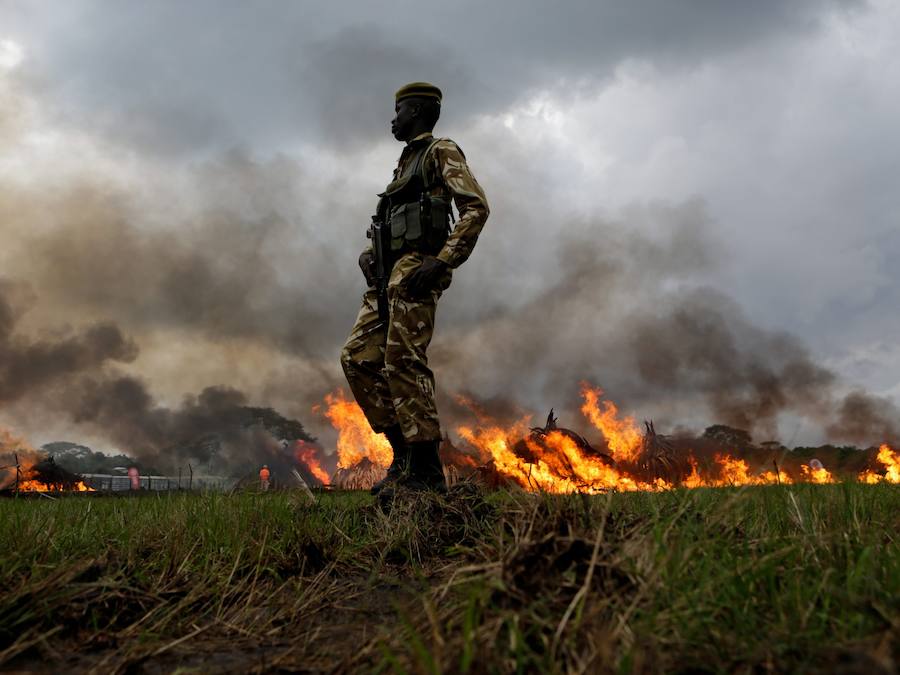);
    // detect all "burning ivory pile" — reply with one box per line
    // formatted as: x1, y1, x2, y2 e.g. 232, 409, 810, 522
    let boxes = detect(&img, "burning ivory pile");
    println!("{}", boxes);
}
302, 385, 900, 493
0, 453, 93, 494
